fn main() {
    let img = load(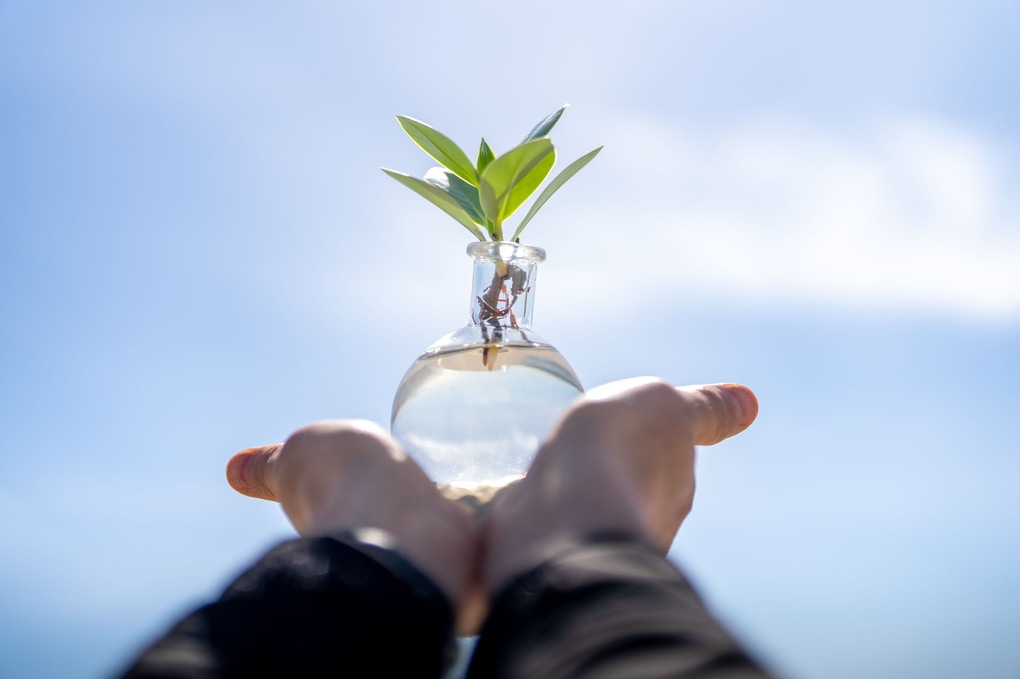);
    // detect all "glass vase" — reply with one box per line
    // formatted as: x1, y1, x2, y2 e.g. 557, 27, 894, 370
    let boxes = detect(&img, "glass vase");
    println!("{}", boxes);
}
391, 241, 583, 512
